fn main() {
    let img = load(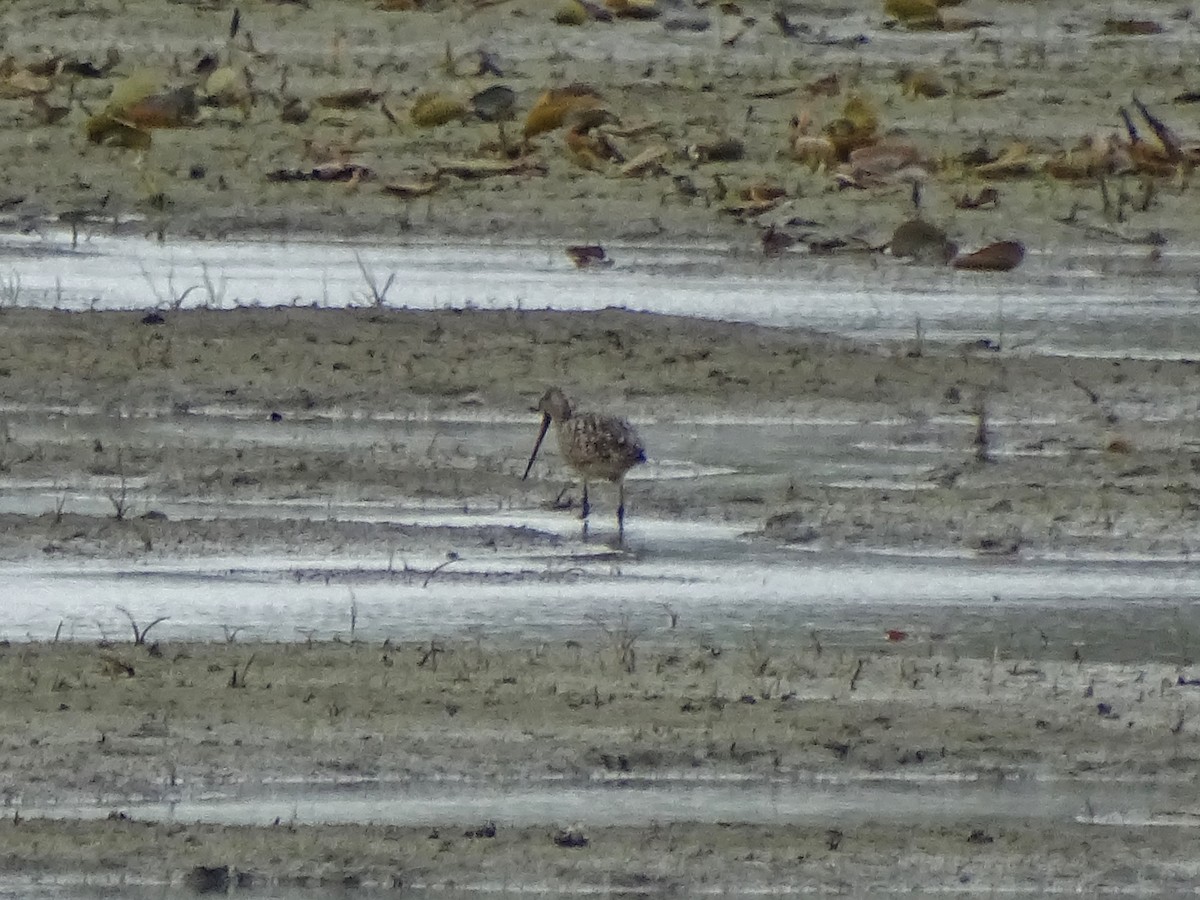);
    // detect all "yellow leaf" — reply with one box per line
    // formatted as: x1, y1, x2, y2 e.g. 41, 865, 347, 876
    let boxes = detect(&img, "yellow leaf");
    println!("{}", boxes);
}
883, 0, 942, 29
410, 92, 470, 127
84, 113, 152, 150
106, 70, 164, 115
523, 84, 603, 140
